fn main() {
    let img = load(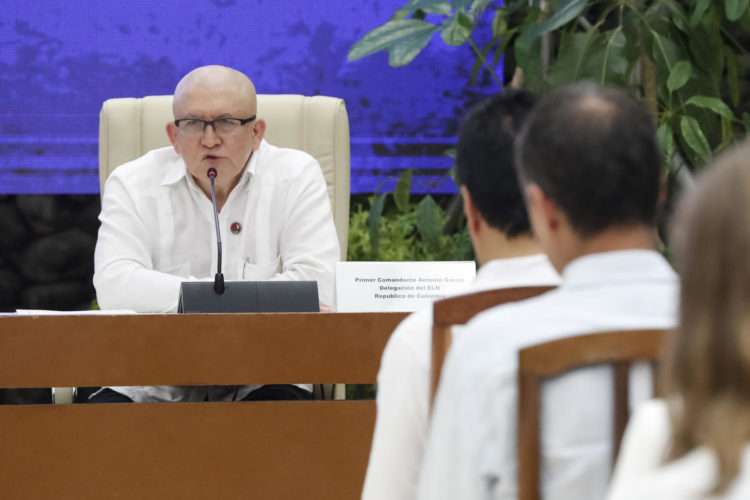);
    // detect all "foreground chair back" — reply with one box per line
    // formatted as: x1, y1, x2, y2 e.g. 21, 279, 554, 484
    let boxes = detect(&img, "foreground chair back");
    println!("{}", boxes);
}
517, 328, 667, 500
430, 286, 555, 406
99, 94, 351, 258
0, 312, 407, 499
